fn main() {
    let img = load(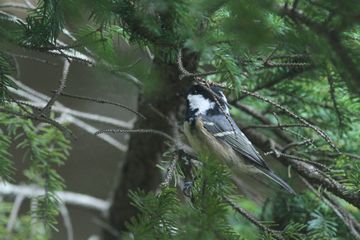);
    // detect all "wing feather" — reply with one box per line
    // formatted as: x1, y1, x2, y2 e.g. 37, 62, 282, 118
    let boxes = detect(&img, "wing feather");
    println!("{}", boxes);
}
202, 115, 270, 170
